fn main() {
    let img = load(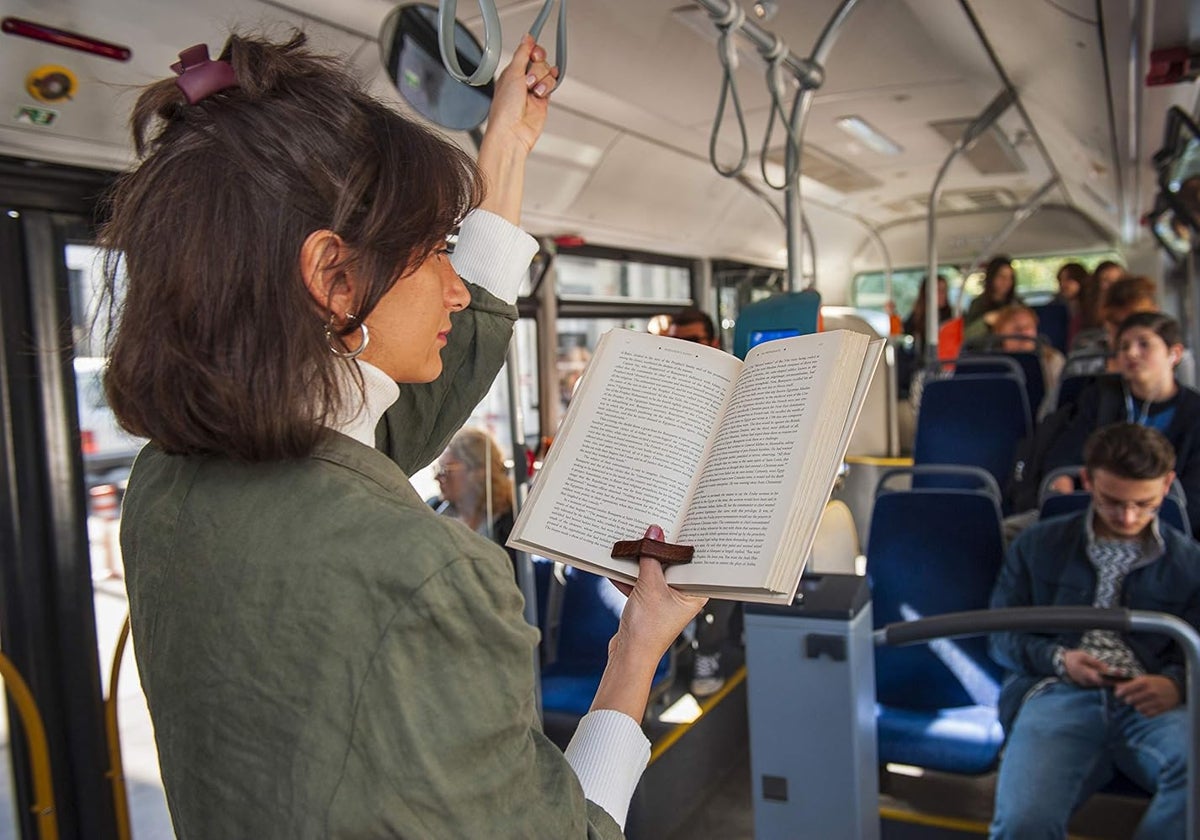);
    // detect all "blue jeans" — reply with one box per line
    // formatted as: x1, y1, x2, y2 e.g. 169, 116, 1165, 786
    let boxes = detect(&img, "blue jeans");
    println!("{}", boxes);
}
990, 680, 1187, 840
